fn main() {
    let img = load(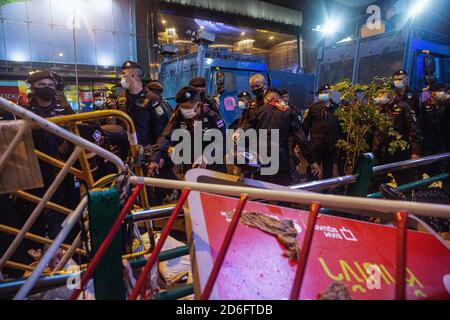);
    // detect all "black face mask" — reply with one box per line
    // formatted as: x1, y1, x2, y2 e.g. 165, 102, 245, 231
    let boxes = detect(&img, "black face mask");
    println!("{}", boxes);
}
34, 87, 56, 101
252, 87, 264, 97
